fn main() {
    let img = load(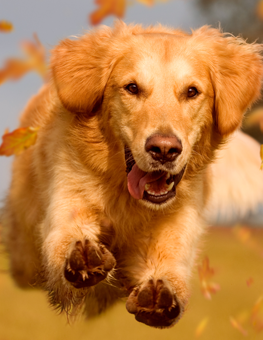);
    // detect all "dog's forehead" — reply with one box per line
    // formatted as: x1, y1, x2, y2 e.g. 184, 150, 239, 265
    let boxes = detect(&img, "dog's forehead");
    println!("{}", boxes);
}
116, 34, 209, 82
